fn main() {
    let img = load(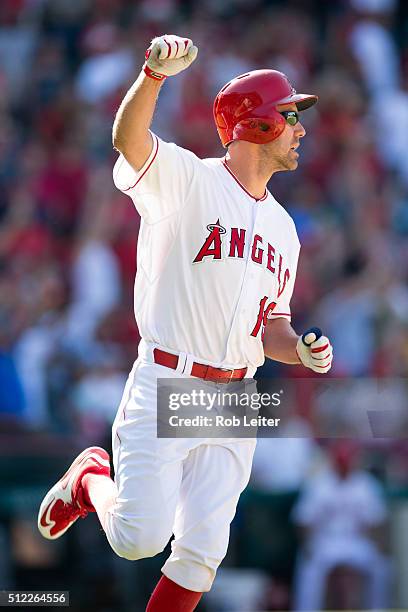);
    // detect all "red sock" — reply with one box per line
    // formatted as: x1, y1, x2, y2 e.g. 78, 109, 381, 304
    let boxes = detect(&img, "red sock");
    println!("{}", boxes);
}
146, 575, 203, 612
